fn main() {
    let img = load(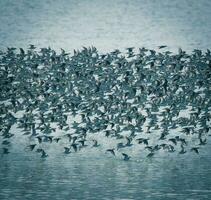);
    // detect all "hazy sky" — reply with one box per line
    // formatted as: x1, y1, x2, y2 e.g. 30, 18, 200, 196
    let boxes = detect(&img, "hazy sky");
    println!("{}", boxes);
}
0, 0, 211, 52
